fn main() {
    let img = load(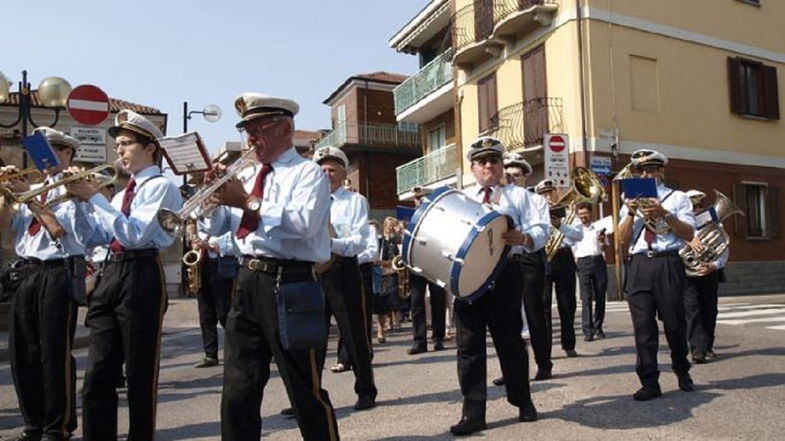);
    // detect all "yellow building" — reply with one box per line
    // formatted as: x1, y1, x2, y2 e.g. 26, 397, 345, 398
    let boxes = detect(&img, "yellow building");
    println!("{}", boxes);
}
392, 0, 784, 295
